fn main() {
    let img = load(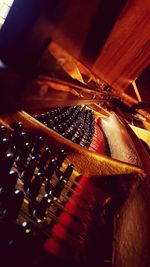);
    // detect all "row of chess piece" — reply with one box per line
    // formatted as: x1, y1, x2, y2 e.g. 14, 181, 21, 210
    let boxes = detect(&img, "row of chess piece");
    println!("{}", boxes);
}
34, 105, 95, 148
